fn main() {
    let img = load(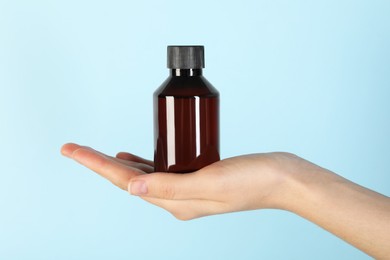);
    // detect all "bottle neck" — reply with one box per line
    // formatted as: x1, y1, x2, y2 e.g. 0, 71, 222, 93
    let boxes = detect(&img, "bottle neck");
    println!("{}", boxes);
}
170, 69, 202, 77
